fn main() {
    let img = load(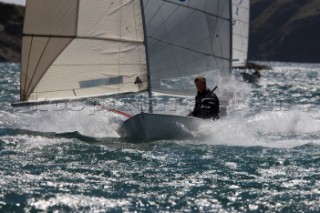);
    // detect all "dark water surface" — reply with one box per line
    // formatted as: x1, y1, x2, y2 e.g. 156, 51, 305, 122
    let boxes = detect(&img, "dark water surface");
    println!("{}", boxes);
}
1, 62, 320, 212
